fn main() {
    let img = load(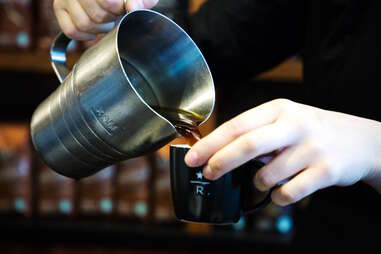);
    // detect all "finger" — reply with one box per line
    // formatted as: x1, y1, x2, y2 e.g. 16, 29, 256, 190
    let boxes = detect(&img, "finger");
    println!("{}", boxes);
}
66, 0, 115, 34
204, 121, 299, 180
185, 100, 282, 167
271, 165, 337, 206
254, 143, 315, 191
97, 0, 125, 15
55, 9, 96, 41
78, 0, 117, 23
126, 0, 159, 11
